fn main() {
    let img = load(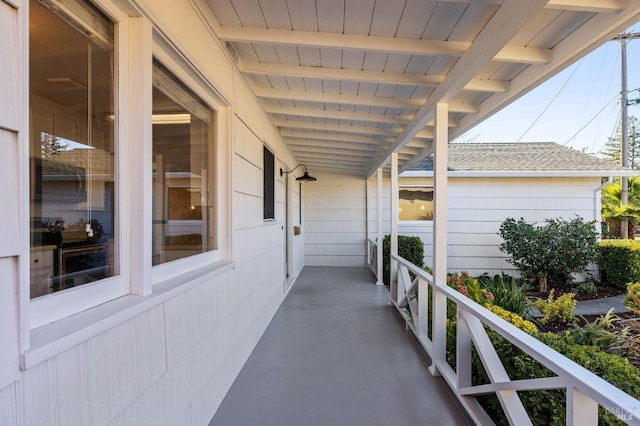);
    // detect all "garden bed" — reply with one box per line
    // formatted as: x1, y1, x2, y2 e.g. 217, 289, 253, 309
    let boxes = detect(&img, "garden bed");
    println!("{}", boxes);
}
527, 285, 625, 301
